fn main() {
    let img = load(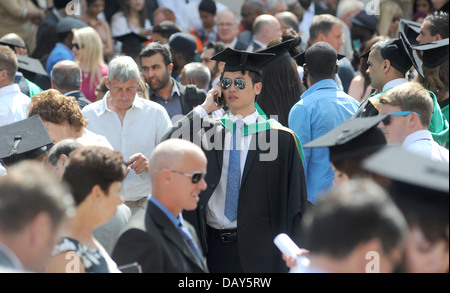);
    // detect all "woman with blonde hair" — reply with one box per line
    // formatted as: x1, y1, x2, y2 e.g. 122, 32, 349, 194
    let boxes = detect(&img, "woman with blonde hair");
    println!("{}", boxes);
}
378, 1, 404, 39
72, 26, 108, 102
